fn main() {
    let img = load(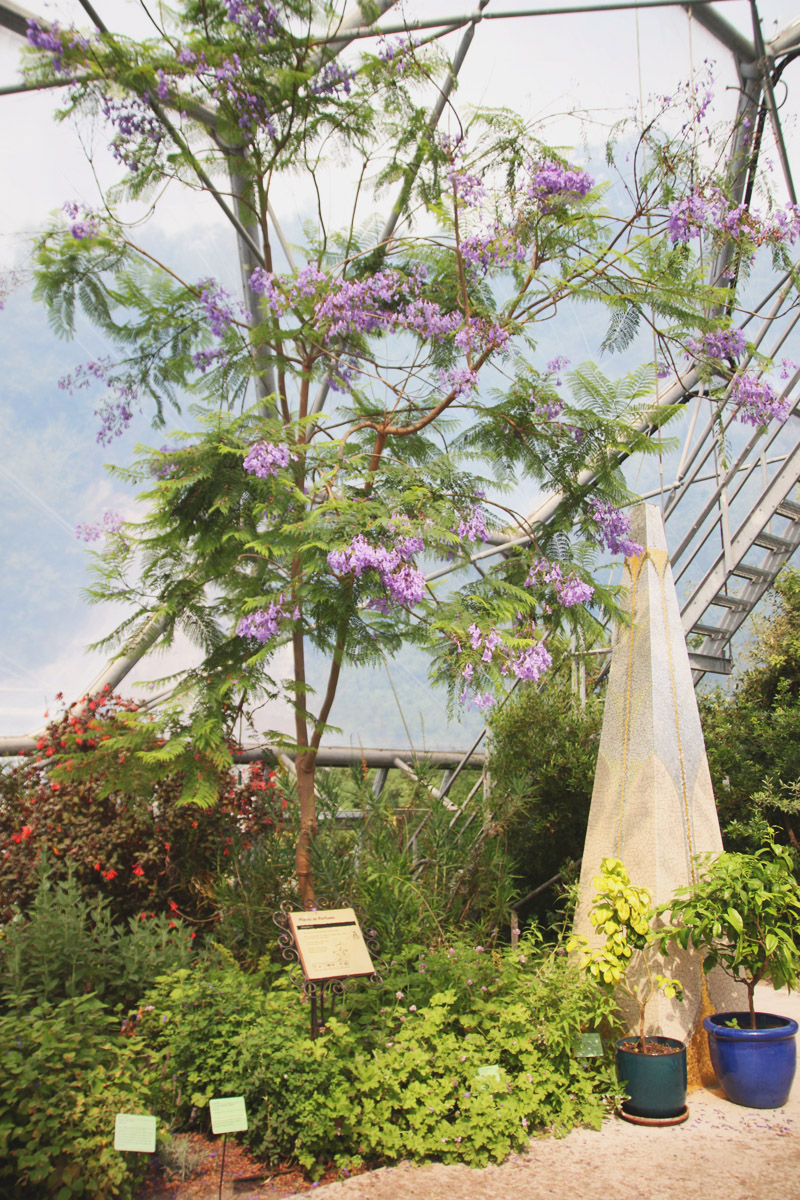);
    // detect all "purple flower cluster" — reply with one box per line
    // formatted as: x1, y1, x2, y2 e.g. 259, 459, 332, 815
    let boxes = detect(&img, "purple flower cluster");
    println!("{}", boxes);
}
94, 394, 137, 445
439, 366, 478, 398
75, 510, 123, 542
153, 445, 179, 479
527, 160, 593, 202
312, 268, 414, 338
457, 505, 489, 543
100, 92, 163, 172
59, 358, 111, 394
459, 622, 553, 706
667, 191, 741, 244
460, 223, 527, 274
250, 263, 327, 312
533, 396, 564, 421
63, 201, 100, 241
453, 316, 509, 354
730, 373, 790, 427
243, 441, 291, 478
667, 190, 800, 249
226, 0, 280, 41
510, 642, 553, 683
546, 356, 569, 384
588, 499, 643, 558
525, 558, 594, 608
192, 347, 228, 373
208, 54, 278, 134
446, 165, 486, 208
327, 531, 426, 608
377, 34, 418, 73
312, 60, 355, 97
469, 624, 503, 661
198, 278, 247, 337
765, 206, 800, 245
58, 358, 139, 444
26, 19, 90, 76
686, 327, 746, 362
237, 596, 291, 643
